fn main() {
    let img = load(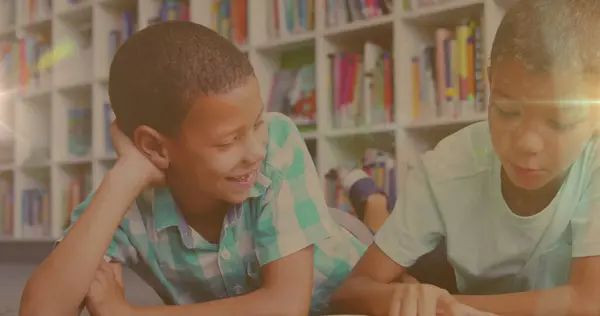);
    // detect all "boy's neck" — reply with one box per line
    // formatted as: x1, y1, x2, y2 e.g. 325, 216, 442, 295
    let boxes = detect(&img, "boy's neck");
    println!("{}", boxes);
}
500, 167, 564, 217
166, 180, 231, 220
168, 184, 231, 244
